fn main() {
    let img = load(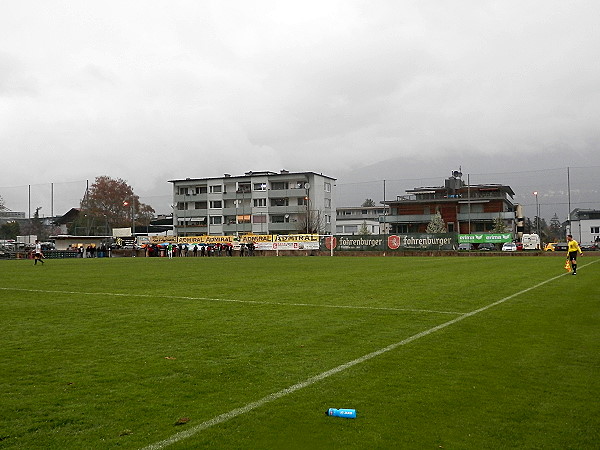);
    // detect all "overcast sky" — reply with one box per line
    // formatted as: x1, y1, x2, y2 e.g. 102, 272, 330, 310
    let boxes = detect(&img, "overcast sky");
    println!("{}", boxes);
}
1, 1, 599, 215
